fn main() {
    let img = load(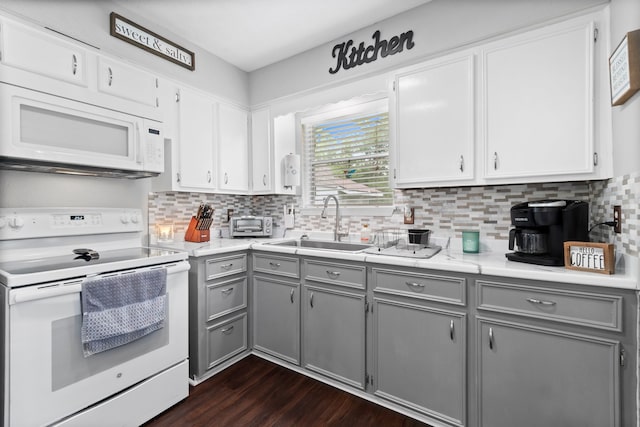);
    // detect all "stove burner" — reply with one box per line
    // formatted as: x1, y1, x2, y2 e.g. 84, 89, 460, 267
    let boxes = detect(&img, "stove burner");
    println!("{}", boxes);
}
72, 248, 100, 261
